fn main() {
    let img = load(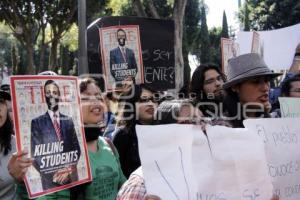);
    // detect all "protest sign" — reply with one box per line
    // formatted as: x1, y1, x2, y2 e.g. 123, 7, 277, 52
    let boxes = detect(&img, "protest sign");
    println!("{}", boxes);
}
99, 25, 144, 91
206, 125, 273, 199
251, 31, 261, 54
136, 124, 272, 200
244, 118, 300, 200
236, 23, 300, 71
279, 97, 300, 118
221, 38, 240, 76
10, 76, 91, 198
87, 16, 175, 91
